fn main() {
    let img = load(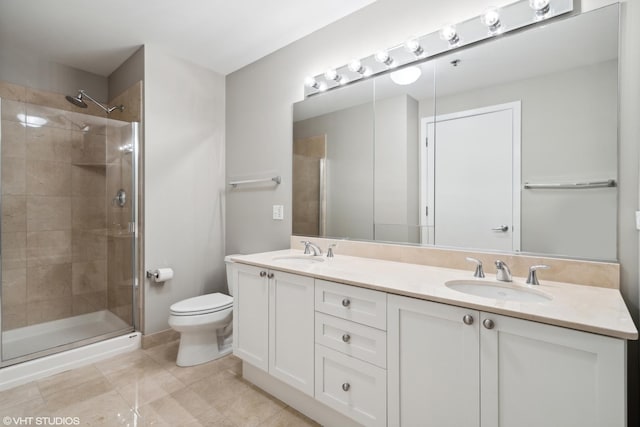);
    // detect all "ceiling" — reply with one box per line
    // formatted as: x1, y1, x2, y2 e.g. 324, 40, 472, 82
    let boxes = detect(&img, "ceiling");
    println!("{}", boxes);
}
0, 0, 376, 77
